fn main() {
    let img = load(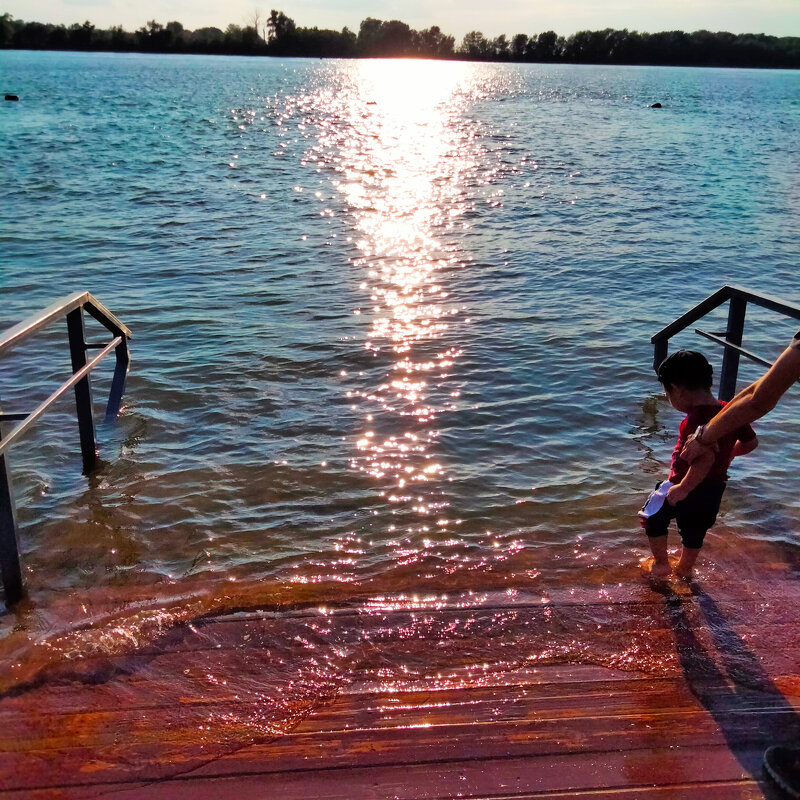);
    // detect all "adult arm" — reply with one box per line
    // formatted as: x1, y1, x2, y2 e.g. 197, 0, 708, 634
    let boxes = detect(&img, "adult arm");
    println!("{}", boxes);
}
682, 337, 800, 462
